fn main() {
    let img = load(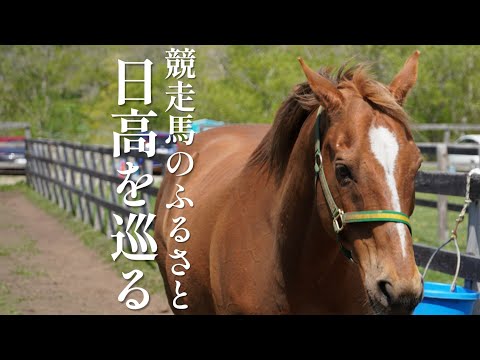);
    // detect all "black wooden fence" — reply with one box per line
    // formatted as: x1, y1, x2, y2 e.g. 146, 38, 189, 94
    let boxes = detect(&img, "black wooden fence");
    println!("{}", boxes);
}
25, 139, 166, 236
415, 142, 480, 211
413, 170, 480, 288
25, 138, 480, 306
